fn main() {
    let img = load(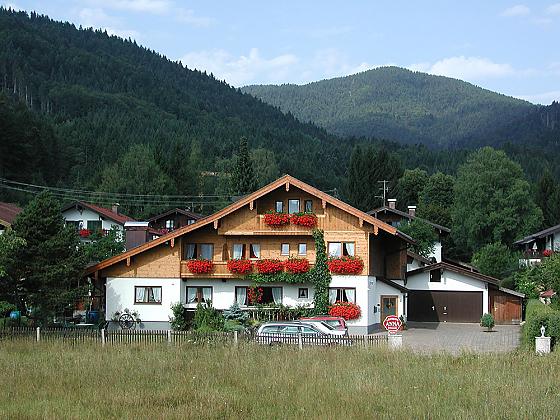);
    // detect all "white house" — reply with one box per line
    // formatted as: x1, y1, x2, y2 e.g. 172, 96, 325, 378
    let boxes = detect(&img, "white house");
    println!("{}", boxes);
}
62, 201, 135, 240
514, 223, 560, 265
